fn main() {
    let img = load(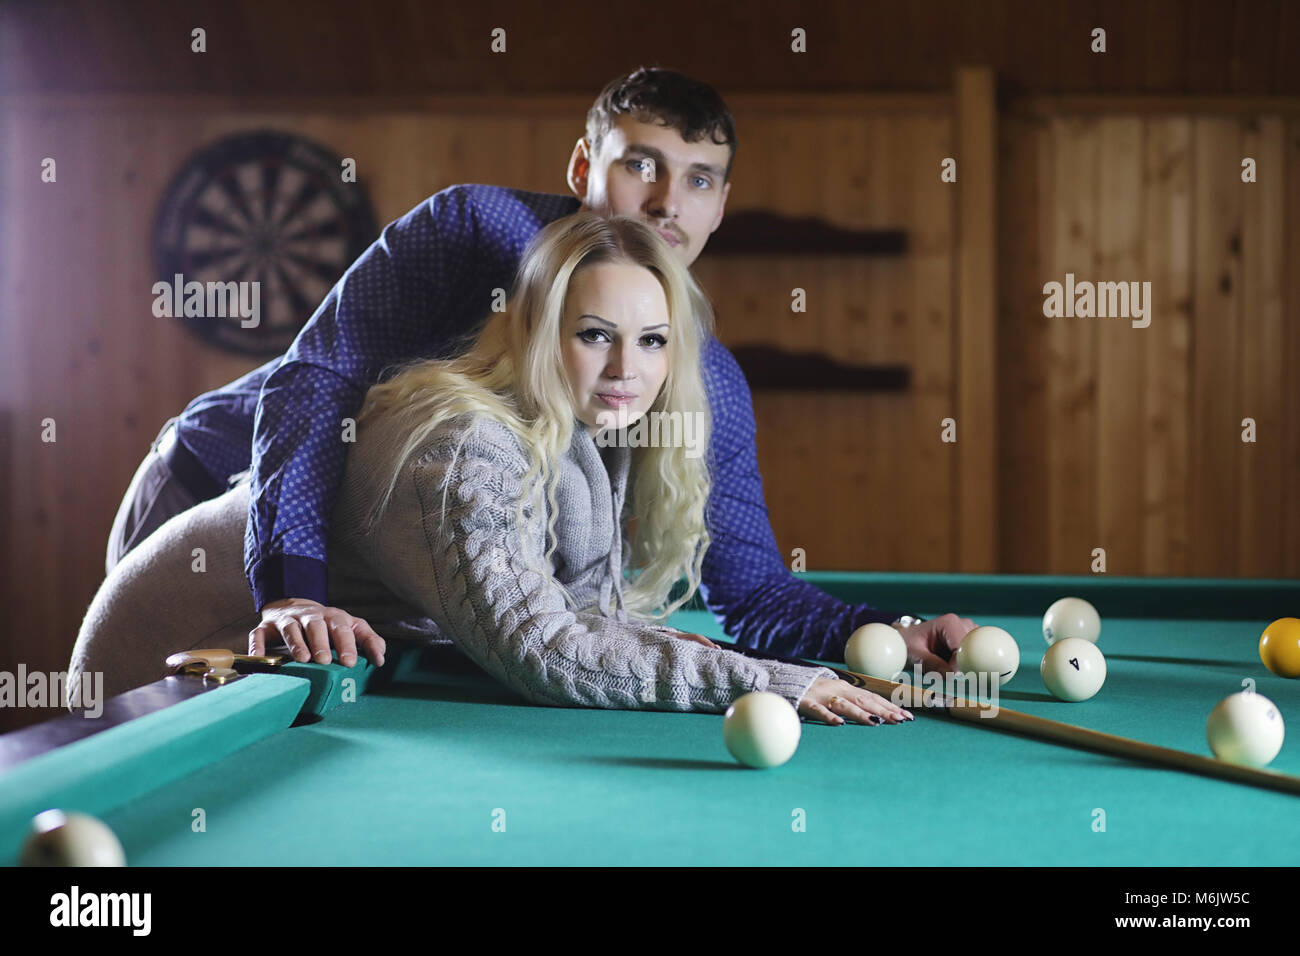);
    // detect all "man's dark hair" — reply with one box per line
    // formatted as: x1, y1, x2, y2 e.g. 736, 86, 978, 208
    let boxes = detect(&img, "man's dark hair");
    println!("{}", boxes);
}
586, 67, 737, 181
